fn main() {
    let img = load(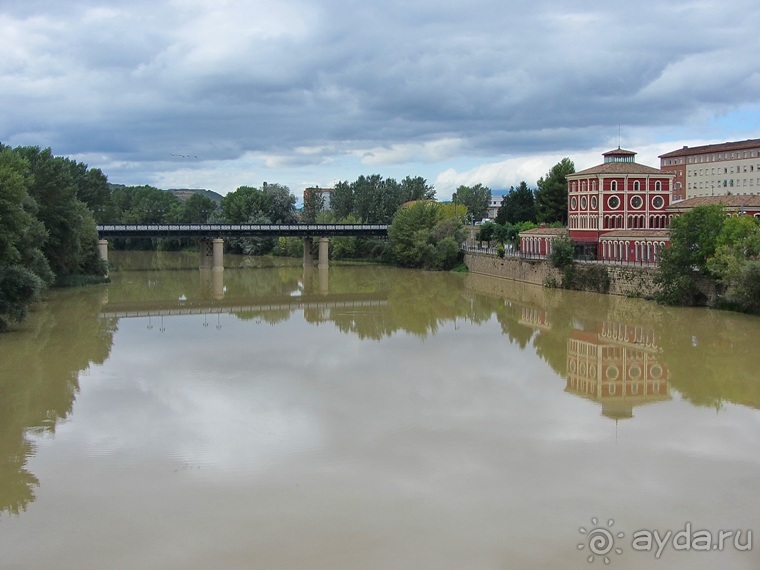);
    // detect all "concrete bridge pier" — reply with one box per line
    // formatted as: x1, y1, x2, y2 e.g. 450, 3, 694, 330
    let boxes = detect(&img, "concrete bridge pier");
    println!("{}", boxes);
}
98, 239, 109, 263
200, 238, 224, 270
98, 239, 109, 276
303, 237, 314, 267
318, 266, 329, 294
318, 237, 329, 269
